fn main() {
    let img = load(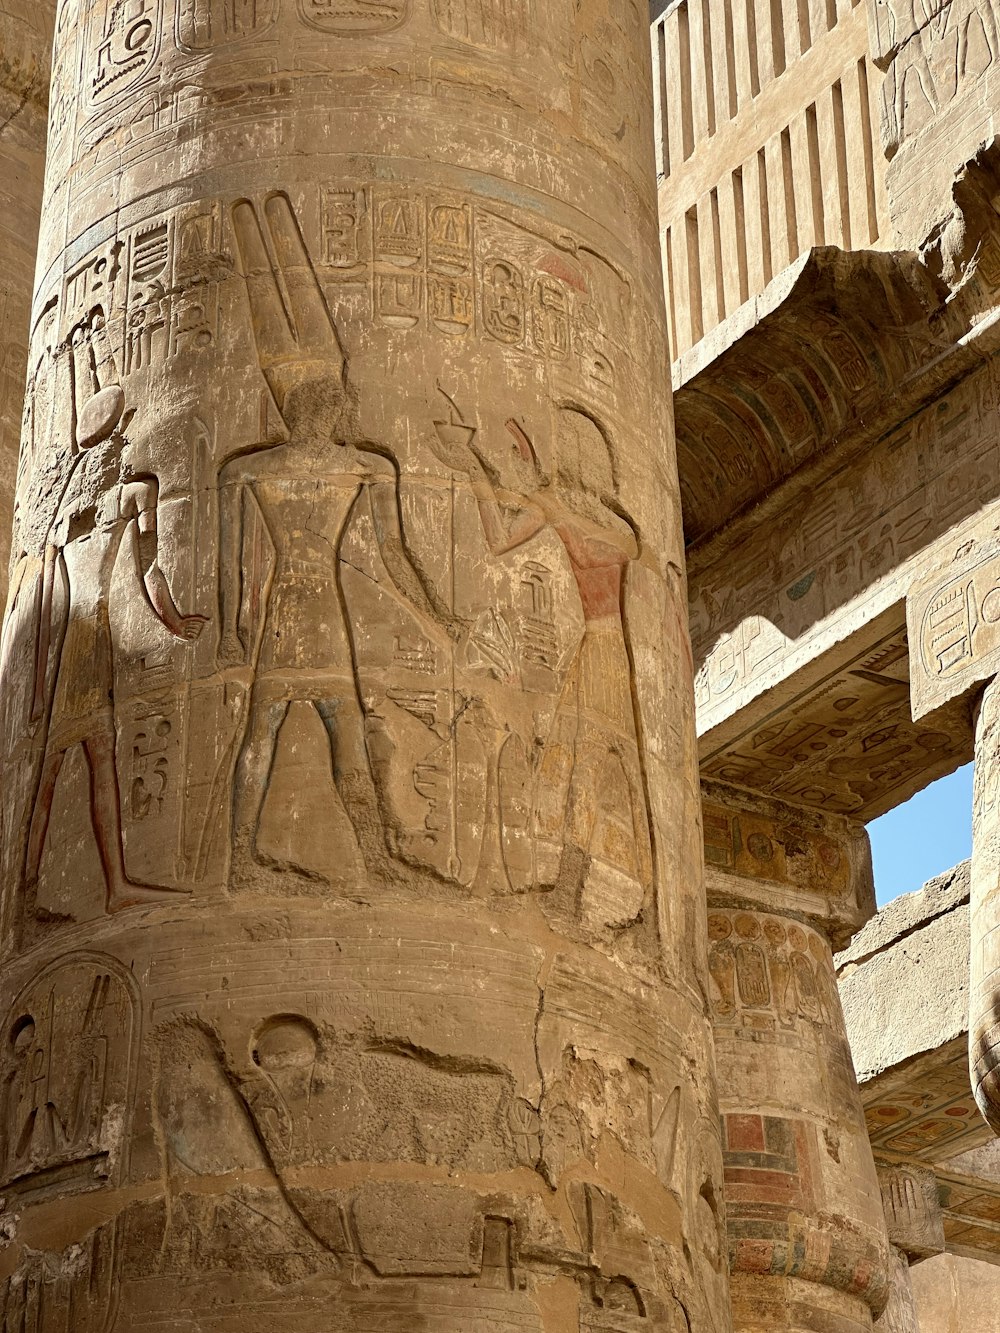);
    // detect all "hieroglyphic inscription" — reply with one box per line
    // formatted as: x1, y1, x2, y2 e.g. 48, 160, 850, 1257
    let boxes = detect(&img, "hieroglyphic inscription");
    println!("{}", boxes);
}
86, 0, 163, 109
297, 0, 410, 33
703, 800, 850, 898
0, 1219, 122, 1333
13, 311, 205, 915
707, 910, 839, 1032
317, 183, 627, 396
432, 0, 530, 52
5, 184, 649, 936
700, 626, 957, 820
693, 360, 1000, 732
8, 0, 706, 1319
0, 955, 138, 1200
177, 0, 280, 50
863, 1044, 989, 1160
908, 522, 1000, 718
